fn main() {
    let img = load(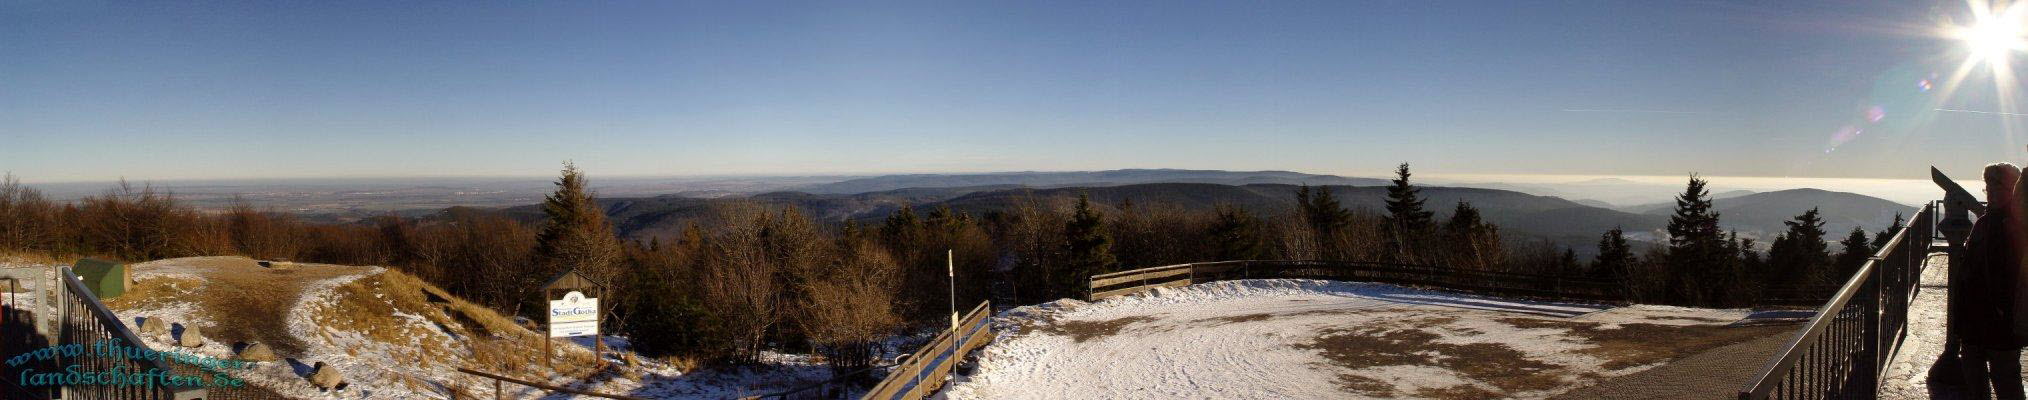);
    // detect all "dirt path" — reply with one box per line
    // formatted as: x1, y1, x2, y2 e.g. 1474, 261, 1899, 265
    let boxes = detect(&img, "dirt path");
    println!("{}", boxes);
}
113, 256, 376, 357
